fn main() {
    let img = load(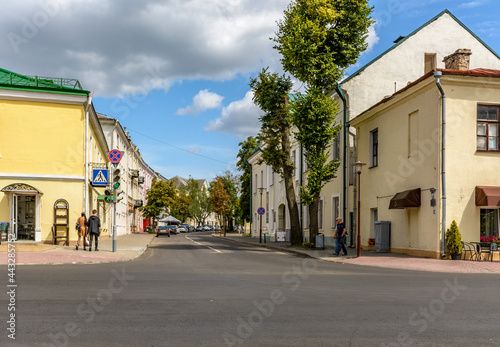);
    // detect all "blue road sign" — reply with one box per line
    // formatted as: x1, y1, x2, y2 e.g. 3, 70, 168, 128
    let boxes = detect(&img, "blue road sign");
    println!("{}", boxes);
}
92, 169, 109, 186
257, 207, 265, 215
